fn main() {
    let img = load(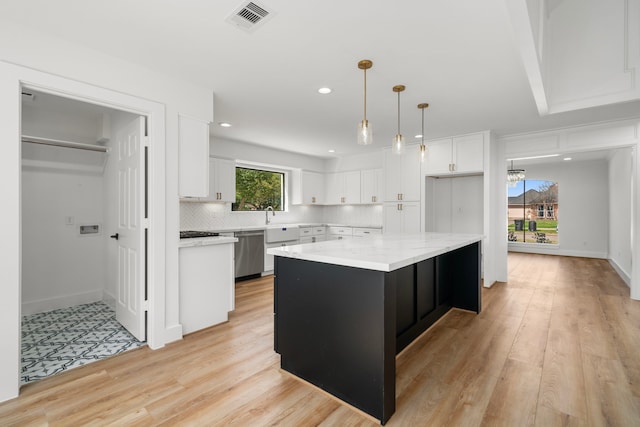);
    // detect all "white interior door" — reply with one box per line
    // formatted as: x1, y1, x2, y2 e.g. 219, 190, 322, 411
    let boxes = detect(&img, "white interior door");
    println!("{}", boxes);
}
113, 116, 146, 341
